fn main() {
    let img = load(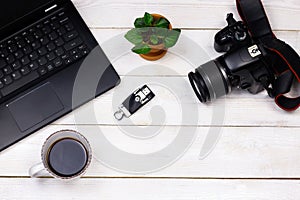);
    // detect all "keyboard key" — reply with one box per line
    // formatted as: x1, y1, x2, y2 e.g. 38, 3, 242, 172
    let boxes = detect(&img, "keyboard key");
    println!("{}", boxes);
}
17, 39, 26, 48
0, 81, 3, 89
3, 66, 12, 75
0, 48, 9, 58
3, 76, 13, 85
29, 62, 39, 70
14, 36, 21, 41
11, 71, 21, 80
40, 36, 49, 45
23, 46, 33, 54
42, 26, 52, 34
61, 54, 68, 60
0, 71, 4, 79
73, 54, 81, 60
71, 50, 77, 55
55, 47, 64, 56
8, 43, 18, 53
82, 50, 89, 56
51, 22, 60, 30
46, 42, 56, 51
57, 27, 66, 36
25, 35, 35, 44
1, 71, 39, 96
6, 54, 15, 64
38, 57, 47, 66
21, 56, 30, 65
12, 61, 21, 70
51, 15, 58, 22
49, 32, 58, 40
33, 30, 43, 39
0, 59, 6, 68
53, 58, 63, 67
36, 24, 43, 29
46, 52, 56, 61
65, 23, 74, 31
58, 12, 65, 17
60, 17, 69, 24
47, 64, 54, 71
29, 51, 39, 61
21, 32, 27, 37
64, 58, 72, 65
31, 41, 41, 50
44, 20, 50, 25
81, 49, 89, 56
54, 38, 64, 47
38, 67, 47, 75
29, 28, 35, 33
64, 38, 82, 51
51, 16, 58, 21
20, 67, 30, 75
78, 44, 87, 50
38, 47, 48, 56
14, 50, 24, 59
64, 31, 78, 42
